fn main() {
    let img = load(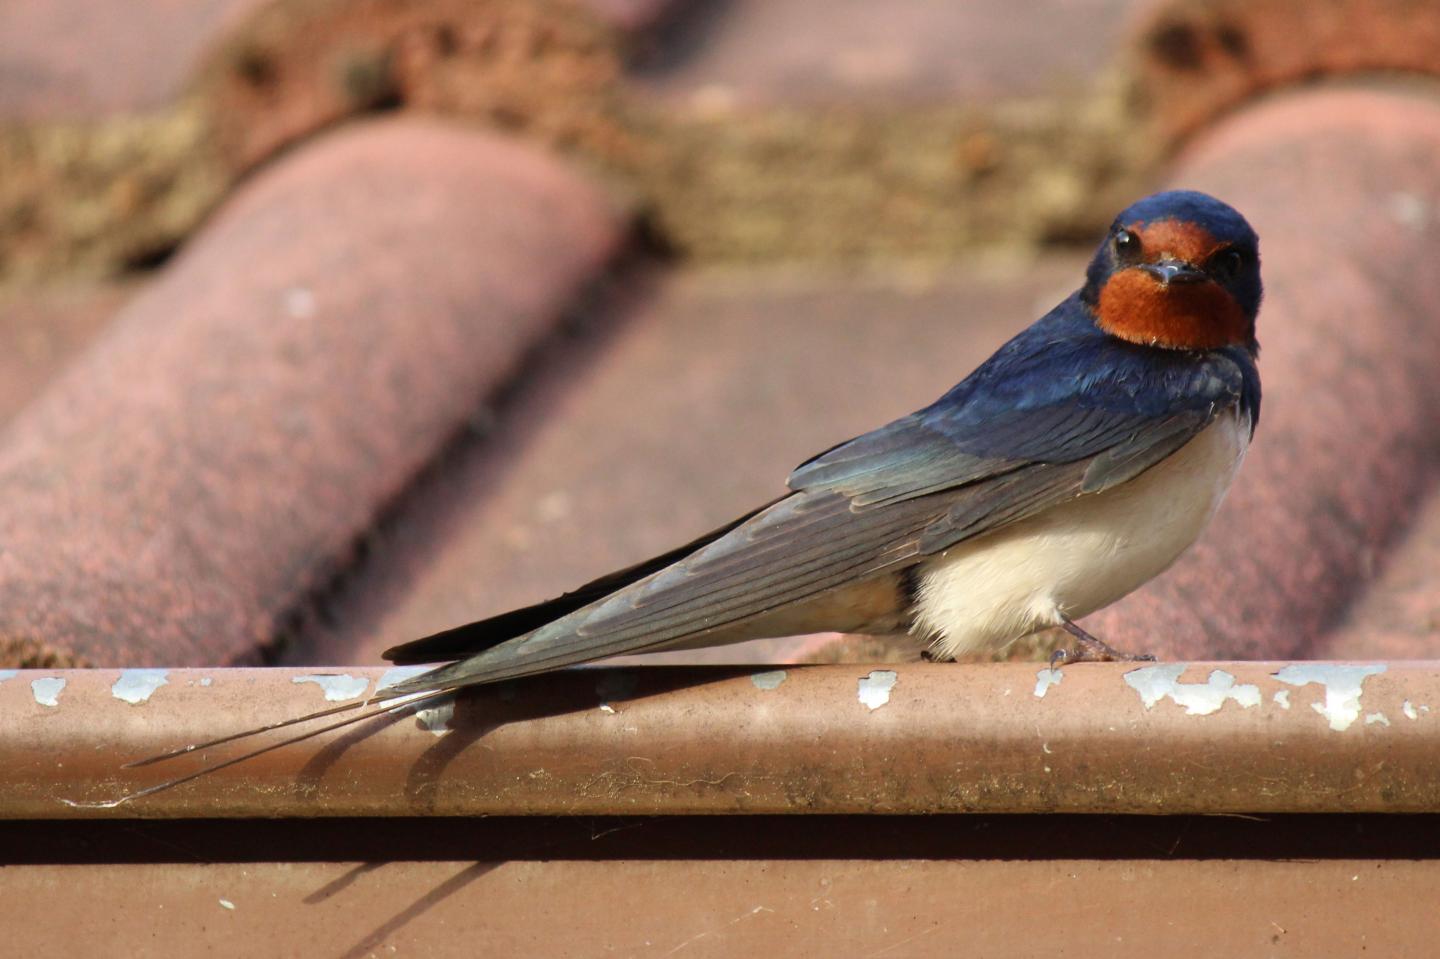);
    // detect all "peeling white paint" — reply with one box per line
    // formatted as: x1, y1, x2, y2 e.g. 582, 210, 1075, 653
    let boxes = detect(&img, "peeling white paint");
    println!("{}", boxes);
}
1033, 668, 1063, 698
750, 670, 787, 691
1124, 664, 1261, 716
111, 669, 169, 704
1273, 663, 1387, 732
1387, 192, 1429, 230
1273, 690, 1290, 709
1365, 712, 1391, 727
413, 696, 455, 736
31, 677, 65, 707
377, 665, 431, 690
283, 286, 316, 319
379, 691, 458, 734
218, 898, 235, 911
595, 672, 639, 714
59, 797, 127, 810
197, 677, 213, 687
858, 670, 897, 711
1404, 701, 1419, 720
0, 669, 17, 683
292, 673, 370, 702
